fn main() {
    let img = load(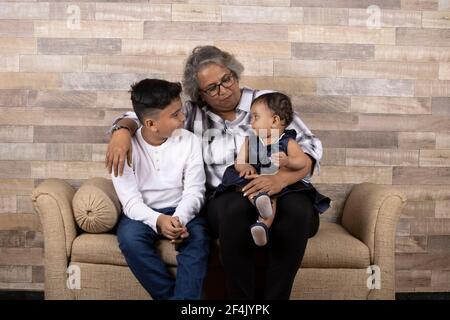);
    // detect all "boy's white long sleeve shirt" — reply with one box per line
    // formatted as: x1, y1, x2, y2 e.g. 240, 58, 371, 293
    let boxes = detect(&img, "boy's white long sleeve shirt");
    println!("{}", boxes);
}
111, 128, 206, 233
